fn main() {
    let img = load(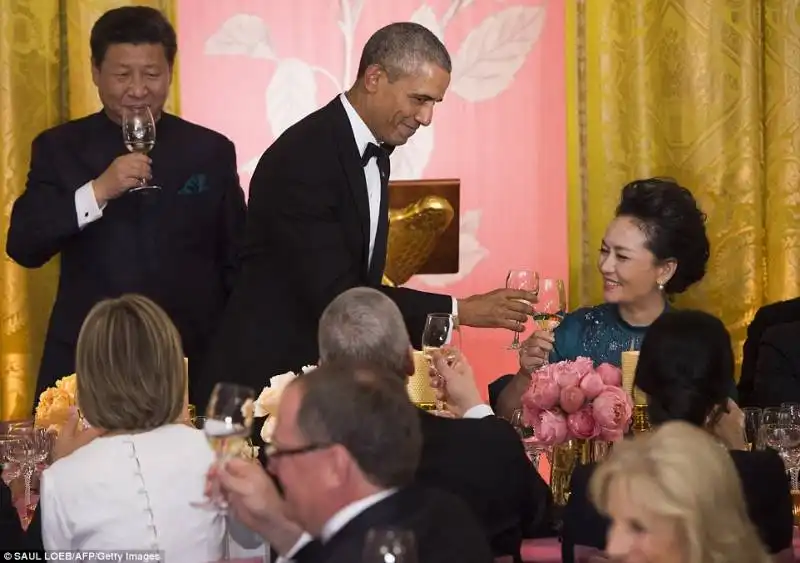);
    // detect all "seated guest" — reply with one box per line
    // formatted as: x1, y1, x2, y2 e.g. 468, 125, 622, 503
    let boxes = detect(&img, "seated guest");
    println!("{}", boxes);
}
591, 421, 773, 563
751, 320, 800, 407
492, 178, 711, 418
217, 363, 493, 563
317, 288, 554, 557
739, 297, 800, 407
561, 310, 793, 563
40, 294, 226, 557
